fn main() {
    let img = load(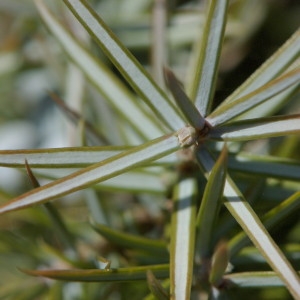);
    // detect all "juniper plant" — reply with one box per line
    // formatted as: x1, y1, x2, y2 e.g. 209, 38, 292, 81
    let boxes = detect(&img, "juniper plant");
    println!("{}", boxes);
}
0, 0, 299, 299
